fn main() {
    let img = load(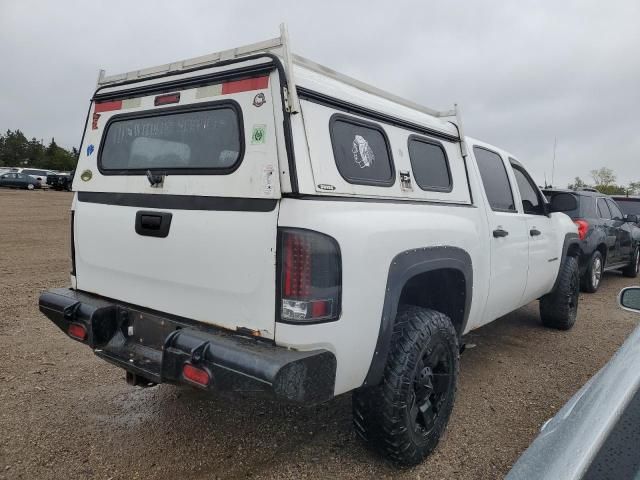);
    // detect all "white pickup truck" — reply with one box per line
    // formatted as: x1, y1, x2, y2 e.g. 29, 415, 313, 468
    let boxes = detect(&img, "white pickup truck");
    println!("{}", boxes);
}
39, 26, 580, 465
